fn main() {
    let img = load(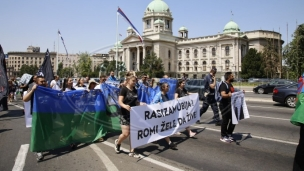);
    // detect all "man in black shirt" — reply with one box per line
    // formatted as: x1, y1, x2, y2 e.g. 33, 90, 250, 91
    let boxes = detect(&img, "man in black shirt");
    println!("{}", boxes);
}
197, 68, 221, 126
219, 72, 235, 143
